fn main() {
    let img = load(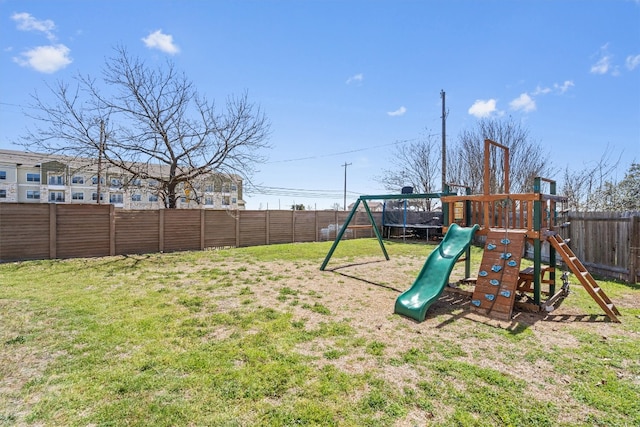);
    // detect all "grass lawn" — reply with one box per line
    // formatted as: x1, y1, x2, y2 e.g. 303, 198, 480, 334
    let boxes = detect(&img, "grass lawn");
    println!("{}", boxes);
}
1, 239, 639, 426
